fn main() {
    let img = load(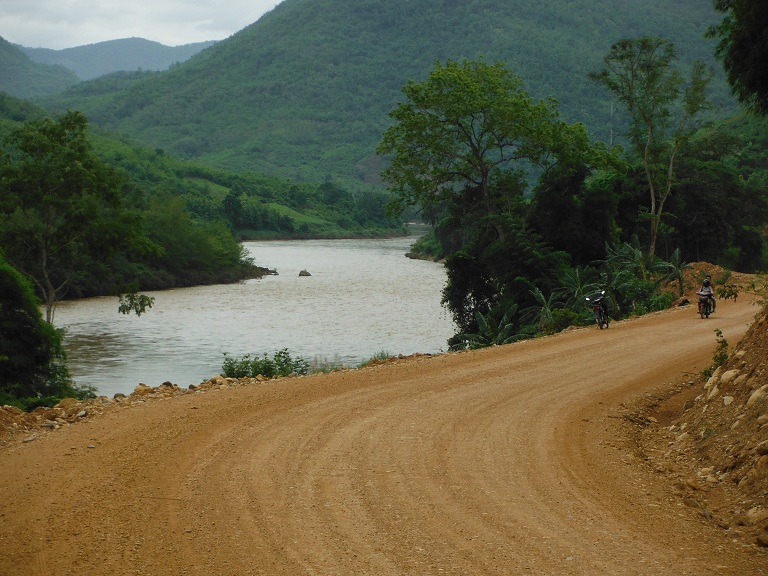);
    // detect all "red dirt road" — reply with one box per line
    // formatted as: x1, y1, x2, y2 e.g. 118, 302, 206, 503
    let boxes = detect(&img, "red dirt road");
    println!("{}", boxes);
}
1, 298, 767, 575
